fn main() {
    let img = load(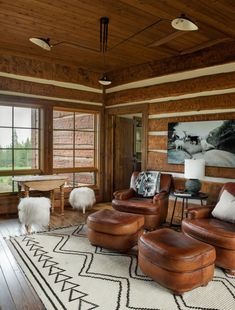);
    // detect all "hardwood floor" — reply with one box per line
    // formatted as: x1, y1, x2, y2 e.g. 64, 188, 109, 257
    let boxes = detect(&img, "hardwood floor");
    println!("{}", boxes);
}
0, 203, 111, 310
